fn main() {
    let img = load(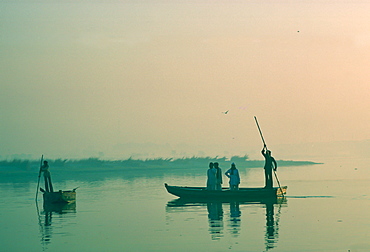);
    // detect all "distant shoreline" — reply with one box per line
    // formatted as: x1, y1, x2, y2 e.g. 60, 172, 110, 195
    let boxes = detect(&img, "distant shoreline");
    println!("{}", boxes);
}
0, 156, 323, 183
0, 155, 322, 171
